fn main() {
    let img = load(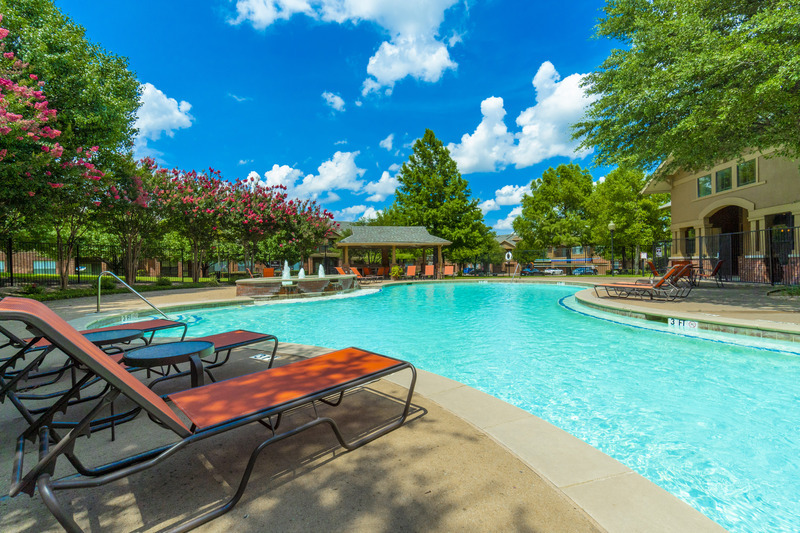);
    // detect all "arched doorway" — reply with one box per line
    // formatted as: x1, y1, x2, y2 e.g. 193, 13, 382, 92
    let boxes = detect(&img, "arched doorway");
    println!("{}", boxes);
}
706, 205, 747, 279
